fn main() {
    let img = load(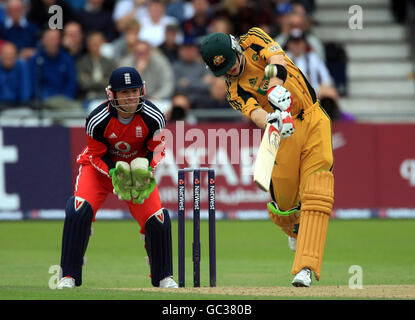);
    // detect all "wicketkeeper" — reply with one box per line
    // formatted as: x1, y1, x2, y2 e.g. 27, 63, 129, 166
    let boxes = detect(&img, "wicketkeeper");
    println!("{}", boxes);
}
201, 28, 334, 287
57, 66, 178, 289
